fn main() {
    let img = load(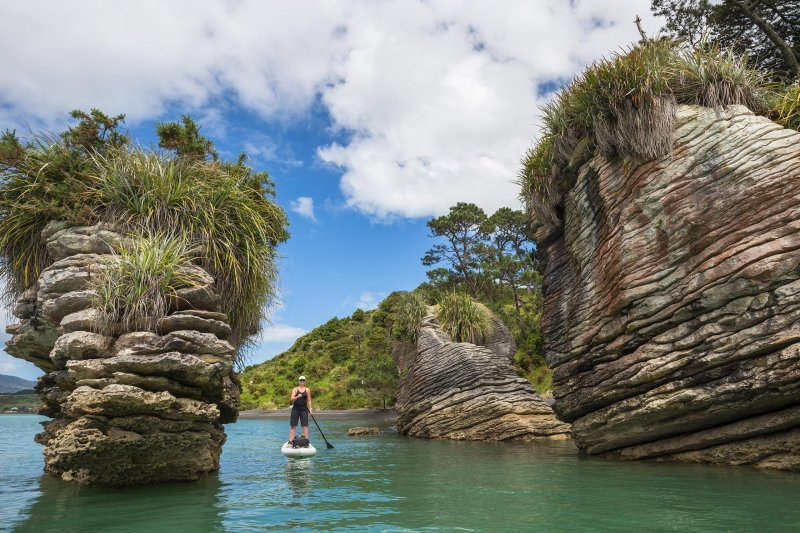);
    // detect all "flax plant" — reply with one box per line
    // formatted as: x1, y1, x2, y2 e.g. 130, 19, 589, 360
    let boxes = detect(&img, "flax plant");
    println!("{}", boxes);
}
770, 83, 800, 130
392, 292, 428, 342
435, 292, 492, 345
89, 148, 289, 348
92, 231, 202, 334
0, 136, 95, 301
